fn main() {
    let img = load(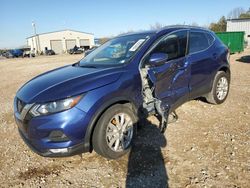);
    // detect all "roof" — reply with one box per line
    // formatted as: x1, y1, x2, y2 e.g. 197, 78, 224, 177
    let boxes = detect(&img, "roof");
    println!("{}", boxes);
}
117, 30, 157, 37
227, 18, 250, 22
157, 25, 210, 32
27, 29, 94, 39
117, 25, 210, 37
